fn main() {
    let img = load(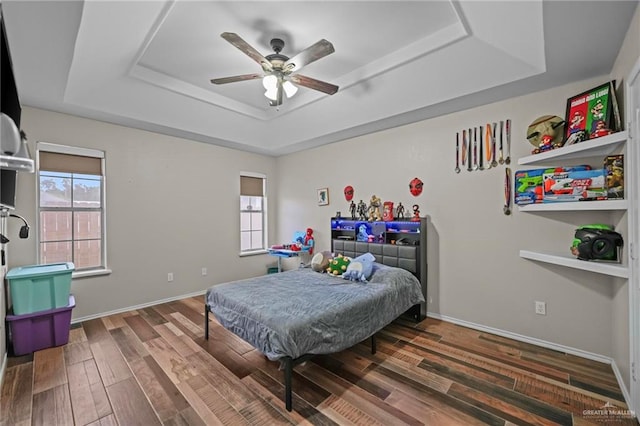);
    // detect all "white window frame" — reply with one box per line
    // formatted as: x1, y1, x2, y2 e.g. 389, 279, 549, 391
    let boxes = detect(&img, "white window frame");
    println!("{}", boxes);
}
36, 142, 111, 278
239, 172, 268, 256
